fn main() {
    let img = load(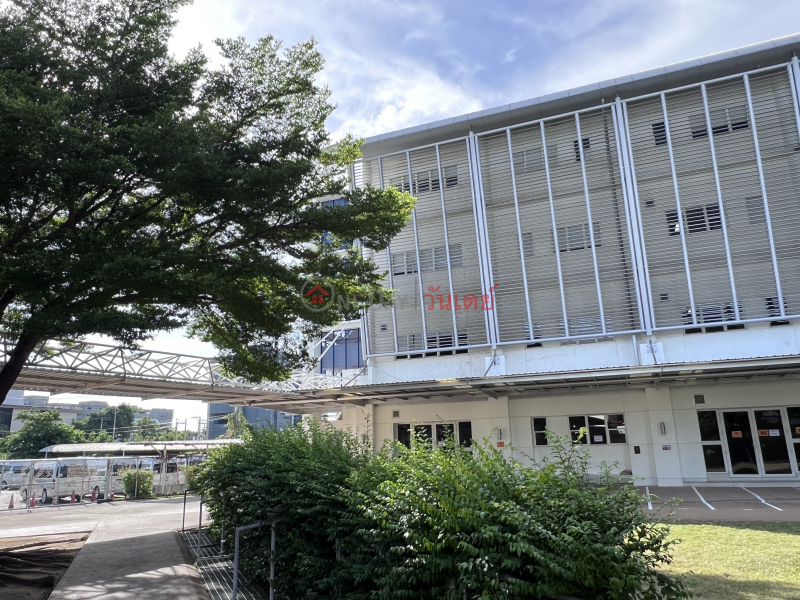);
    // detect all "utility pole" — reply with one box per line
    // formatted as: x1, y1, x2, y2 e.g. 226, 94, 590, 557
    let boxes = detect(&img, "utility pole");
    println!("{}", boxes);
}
112, 408, 118, 441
